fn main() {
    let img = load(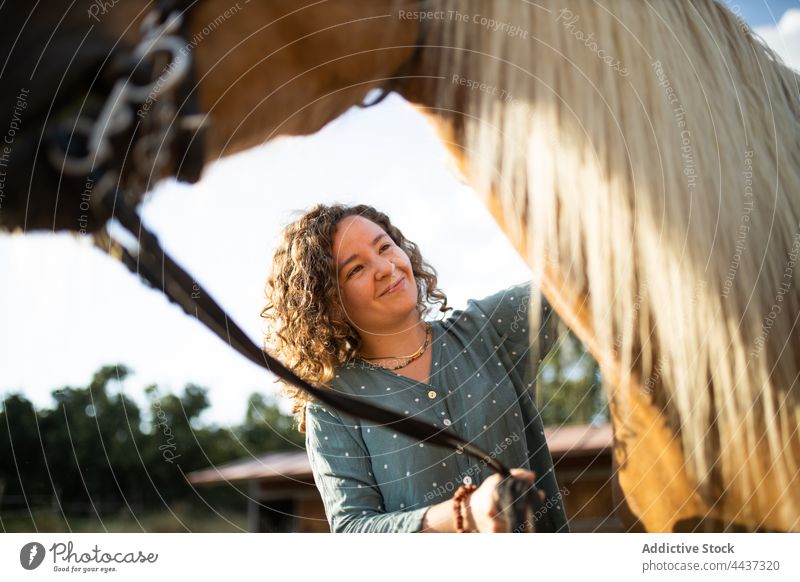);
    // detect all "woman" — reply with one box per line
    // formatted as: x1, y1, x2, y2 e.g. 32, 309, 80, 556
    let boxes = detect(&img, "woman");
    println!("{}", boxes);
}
262, 203, 569, 533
